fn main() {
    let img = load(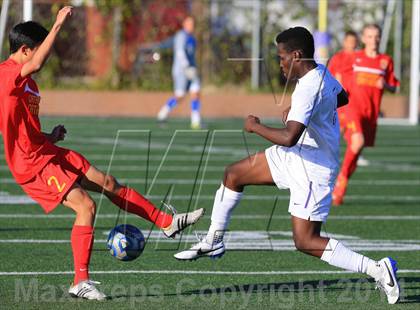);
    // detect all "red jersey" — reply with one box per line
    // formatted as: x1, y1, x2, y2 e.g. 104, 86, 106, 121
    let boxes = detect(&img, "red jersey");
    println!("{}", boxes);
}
0, 58, 57, 184
349, 50, 399, 118
328, 50, 355, 92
